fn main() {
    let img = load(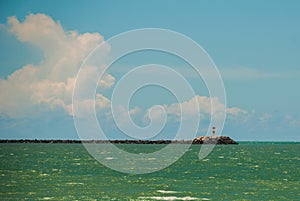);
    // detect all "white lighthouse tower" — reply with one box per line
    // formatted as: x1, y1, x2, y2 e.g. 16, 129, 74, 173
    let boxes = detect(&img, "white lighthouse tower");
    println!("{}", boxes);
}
212, 126, 216, 137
